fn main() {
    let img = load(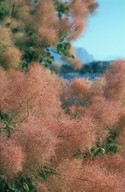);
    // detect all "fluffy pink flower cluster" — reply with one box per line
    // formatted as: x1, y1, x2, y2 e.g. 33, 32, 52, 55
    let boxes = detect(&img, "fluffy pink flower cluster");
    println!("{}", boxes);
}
0, 60, 125, 191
